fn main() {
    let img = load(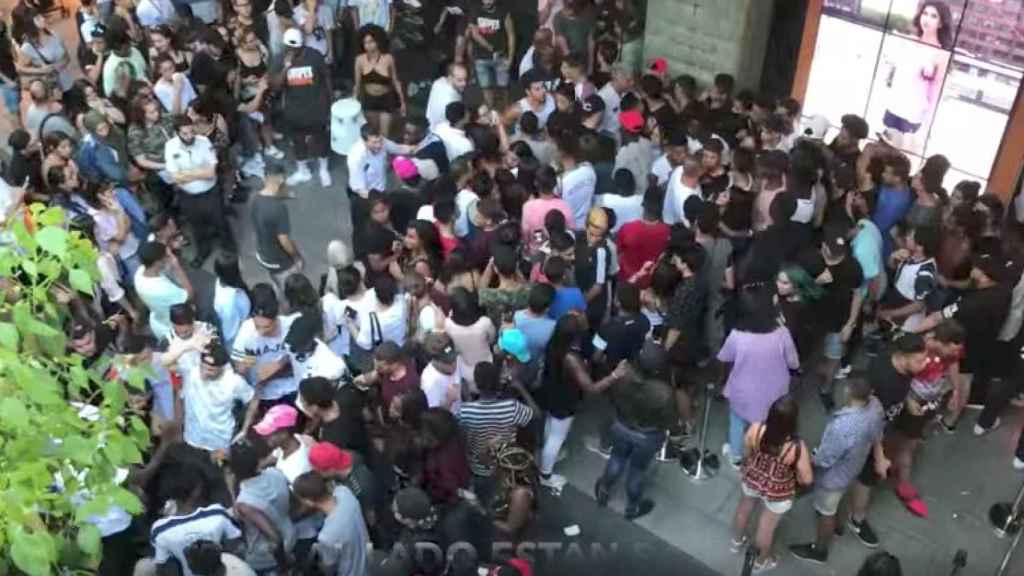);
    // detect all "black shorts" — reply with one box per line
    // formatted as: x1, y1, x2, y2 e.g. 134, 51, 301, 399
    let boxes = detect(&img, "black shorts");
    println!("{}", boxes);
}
894, 408, 932, 440
883, 110, 922, 134
857, 423, 894, 487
